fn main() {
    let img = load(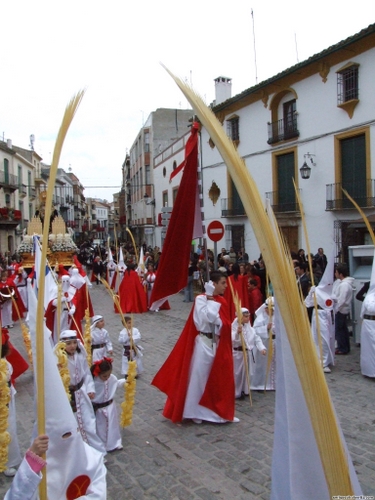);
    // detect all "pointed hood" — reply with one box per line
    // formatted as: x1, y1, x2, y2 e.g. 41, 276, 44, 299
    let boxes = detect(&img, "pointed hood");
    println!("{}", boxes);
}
27, 282, 107, 499
271, 298, 362, 499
